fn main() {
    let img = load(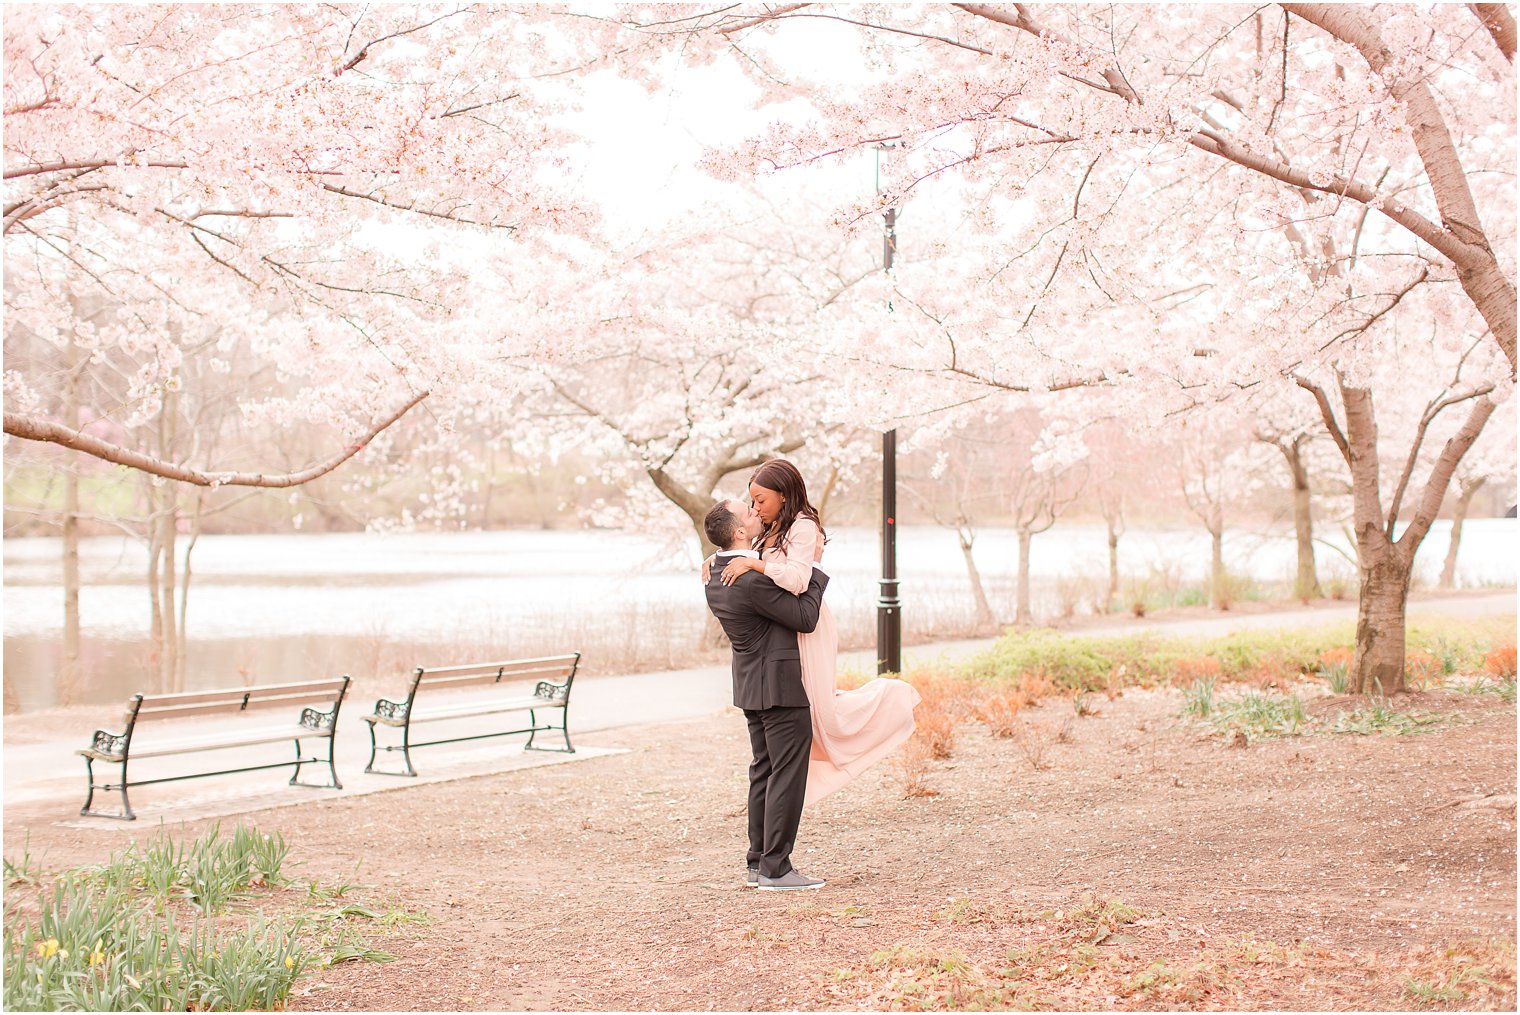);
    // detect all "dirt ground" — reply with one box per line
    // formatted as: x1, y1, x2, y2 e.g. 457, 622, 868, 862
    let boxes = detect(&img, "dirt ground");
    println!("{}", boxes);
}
5, 680, 1516, 1011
